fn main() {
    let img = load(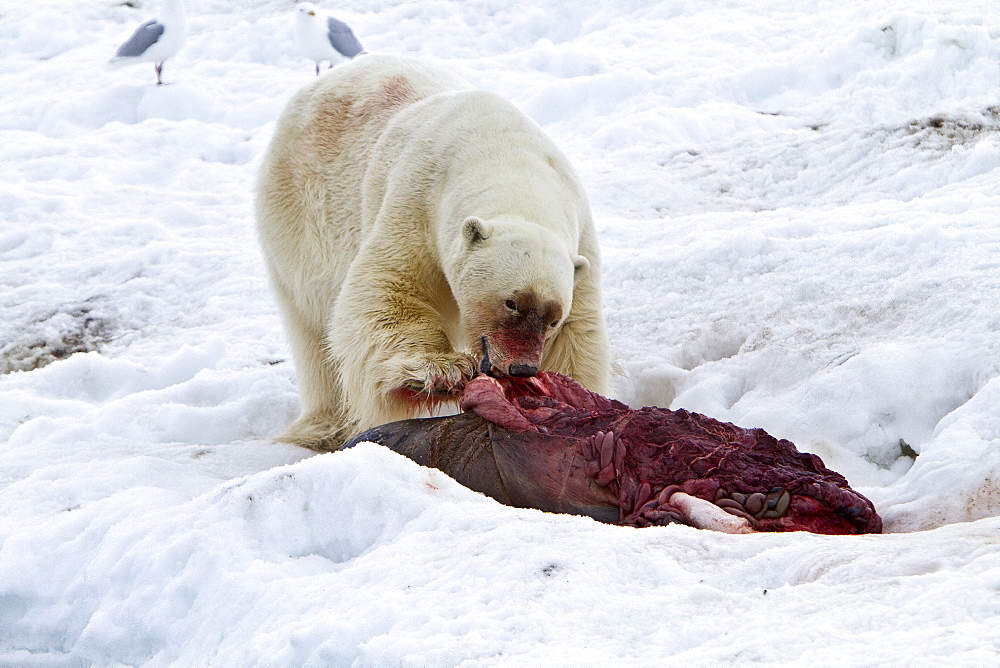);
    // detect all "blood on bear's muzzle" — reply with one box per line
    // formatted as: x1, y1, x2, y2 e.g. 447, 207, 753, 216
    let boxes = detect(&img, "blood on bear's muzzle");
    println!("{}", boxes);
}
480, 335, 542, 379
